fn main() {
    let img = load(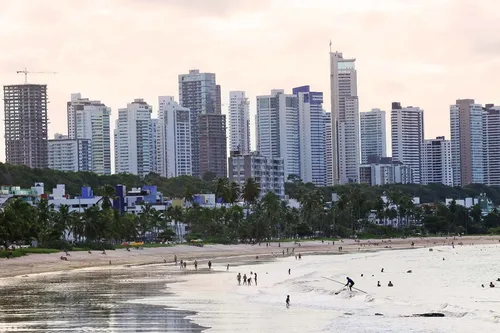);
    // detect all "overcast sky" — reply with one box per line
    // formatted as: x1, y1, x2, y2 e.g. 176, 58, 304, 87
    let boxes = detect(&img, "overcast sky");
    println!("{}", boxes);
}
1, 0, 499, 162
